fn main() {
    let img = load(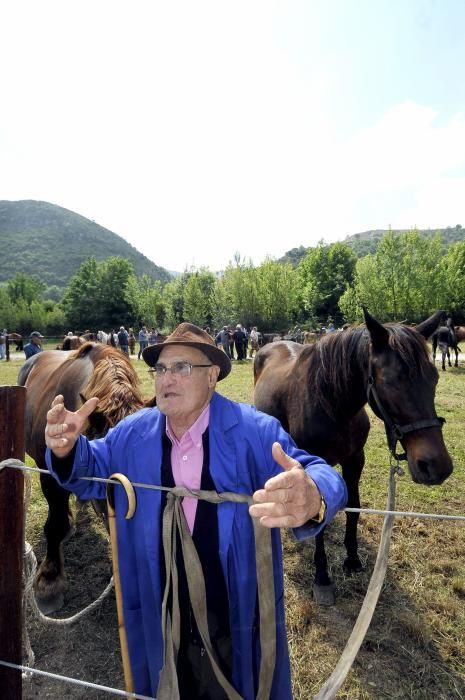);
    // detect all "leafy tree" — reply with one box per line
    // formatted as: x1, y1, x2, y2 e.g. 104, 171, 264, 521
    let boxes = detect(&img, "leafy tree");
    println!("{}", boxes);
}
298, 242, 356, 324
183, 273, 209, 327
99, 257, 137, 328
219, 256, 262, 327
61, 256, 137, 330
7, 273, 45, 306
183, 269, 217, 328
125, 275, 164, 329
339, 230, 447, 322
60, 258, 101, 329
256, 258, 299, 330
162, 276, 188, 329
439, 240, 465, 321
